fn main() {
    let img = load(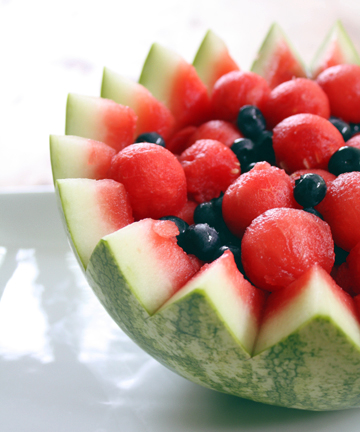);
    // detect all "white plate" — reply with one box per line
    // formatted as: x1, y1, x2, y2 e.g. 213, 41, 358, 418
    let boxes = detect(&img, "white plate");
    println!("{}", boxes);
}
1, 189, 360, 432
